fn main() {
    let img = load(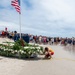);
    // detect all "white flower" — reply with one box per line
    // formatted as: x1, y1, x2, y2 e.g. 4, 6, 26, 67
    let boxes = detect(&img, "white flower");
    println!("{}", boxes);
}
24, 52, 26, 54
4, 49, 7, 51
24, 47, 29, 49
10, 44, 14, 46
19, 50, 22, 52
15, 50, 17, 52
8, 49, 13, 51
21, 51, 24, 53
11, 51, 14, 54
